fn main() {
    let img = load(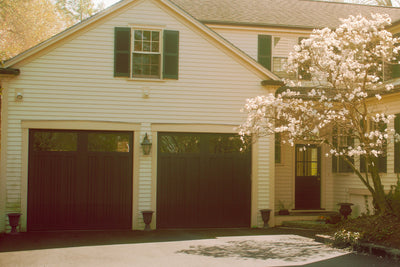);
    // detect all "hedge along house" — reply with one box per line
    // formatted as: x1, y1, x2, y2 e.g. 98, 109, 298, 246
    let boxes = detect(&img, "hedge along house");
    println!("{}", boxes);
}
2, 0, 400, 233
0, 0, 284, 232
